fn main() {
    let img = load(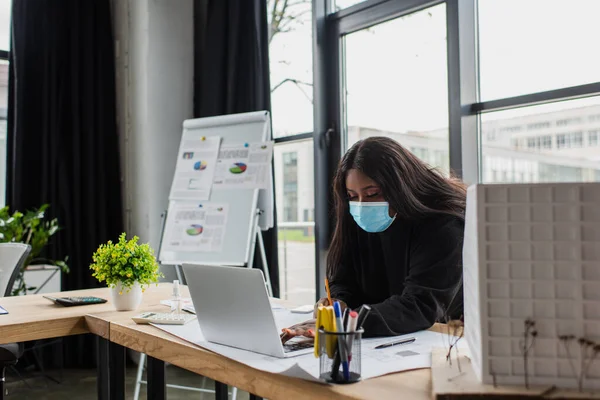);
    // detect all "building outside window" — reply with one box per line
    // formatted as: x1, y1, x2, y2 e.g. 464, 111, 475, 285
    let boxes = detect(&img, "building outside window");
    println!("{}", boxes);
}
590, 130, 599, 146
282, 151, 298, 222
481, 101, 600, 182
500, 125, 522, 133
541, 135, 552, 149
572, 131, 583, 148
527, 122, 551, 130
557, 133, 568, 149
477, 0, 600, 184
557, 117, 582, 126
272, 140, 315, 304
525, 135, 552, 151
